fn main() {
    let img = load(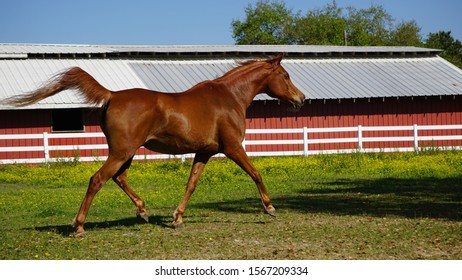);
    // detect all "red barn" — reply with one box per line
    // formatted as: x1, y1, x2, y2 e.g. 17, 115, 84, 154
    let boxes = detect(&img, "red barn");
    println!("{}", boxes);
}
1, 44, 461, 163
